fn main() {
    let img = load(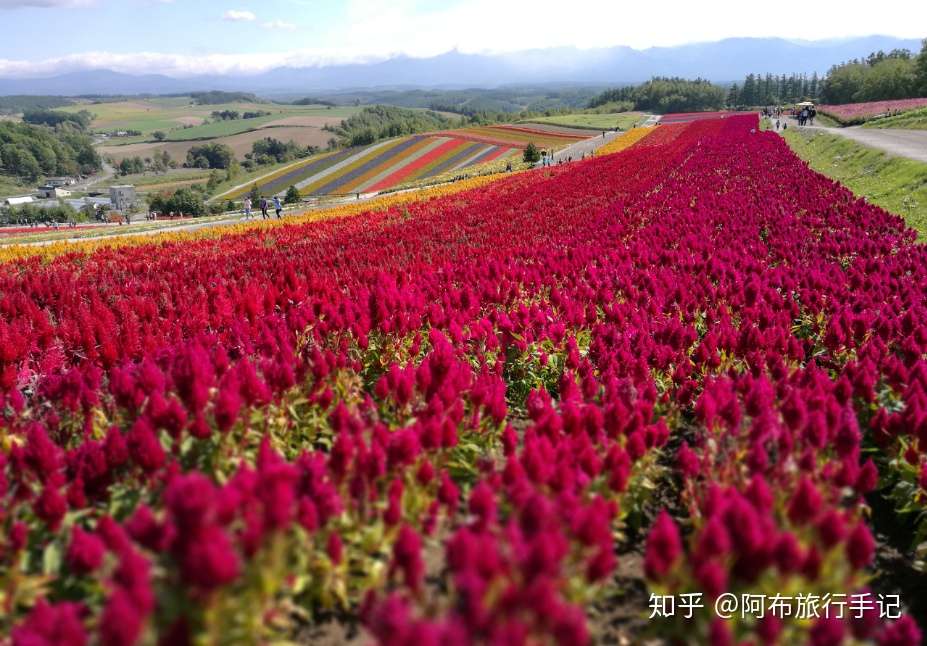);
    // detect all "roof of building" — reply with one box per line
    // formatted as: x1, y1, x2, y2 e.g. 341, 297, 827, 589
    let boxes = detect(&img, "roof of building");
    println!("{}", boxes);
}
4, 196, 35, 205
